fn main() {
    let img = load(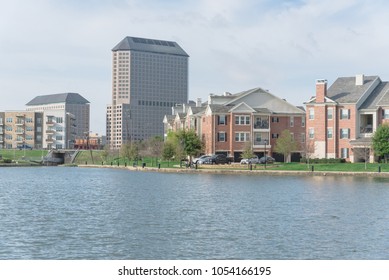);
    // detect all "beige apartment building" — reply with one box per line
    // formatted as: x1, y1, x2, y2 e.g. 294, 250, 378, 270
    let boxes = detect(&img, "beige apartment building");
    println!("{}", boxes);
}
0, 111, 43, 149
